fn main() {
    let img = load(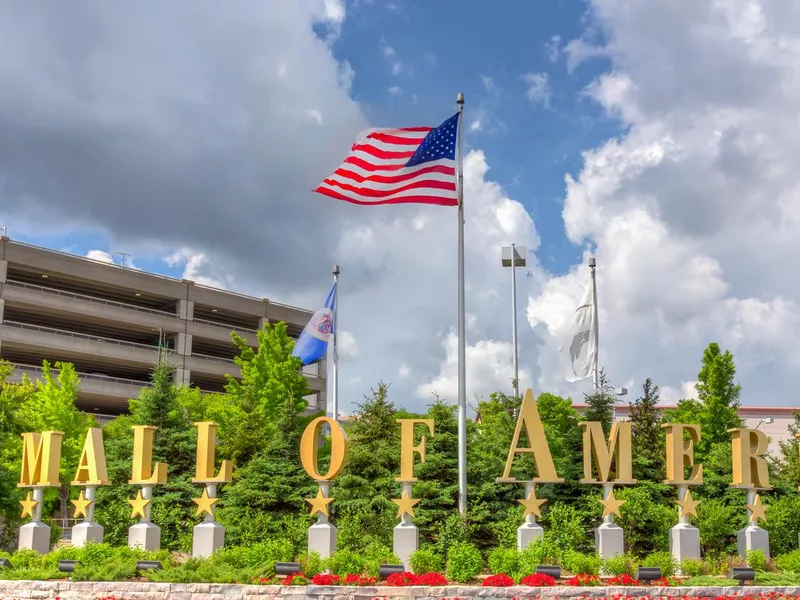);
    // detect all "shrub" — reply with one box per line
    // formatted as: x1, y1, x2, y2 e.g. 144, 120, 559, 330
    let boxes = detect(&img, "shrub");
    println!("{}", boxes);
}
325, 549, 367, 577
213, 539, 293, 577
482, 573, 514, 586
519, 572, 556, 586
361, 543, 400, 577
652, 576, 679, 586
445, 542, 482, 583
679, 558, 705, 577
520, 535, 563, 569
565, 573, 602, 586
563, 550, 601, 576
641, 550, 677, 577
409, 548, 443, 574
298, 551, 324, 577
776, 550, 800, 573
488, 547, 522, 580
683, 575, 738, 586
747, 548, 769, 572
602, 553, 639, 576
